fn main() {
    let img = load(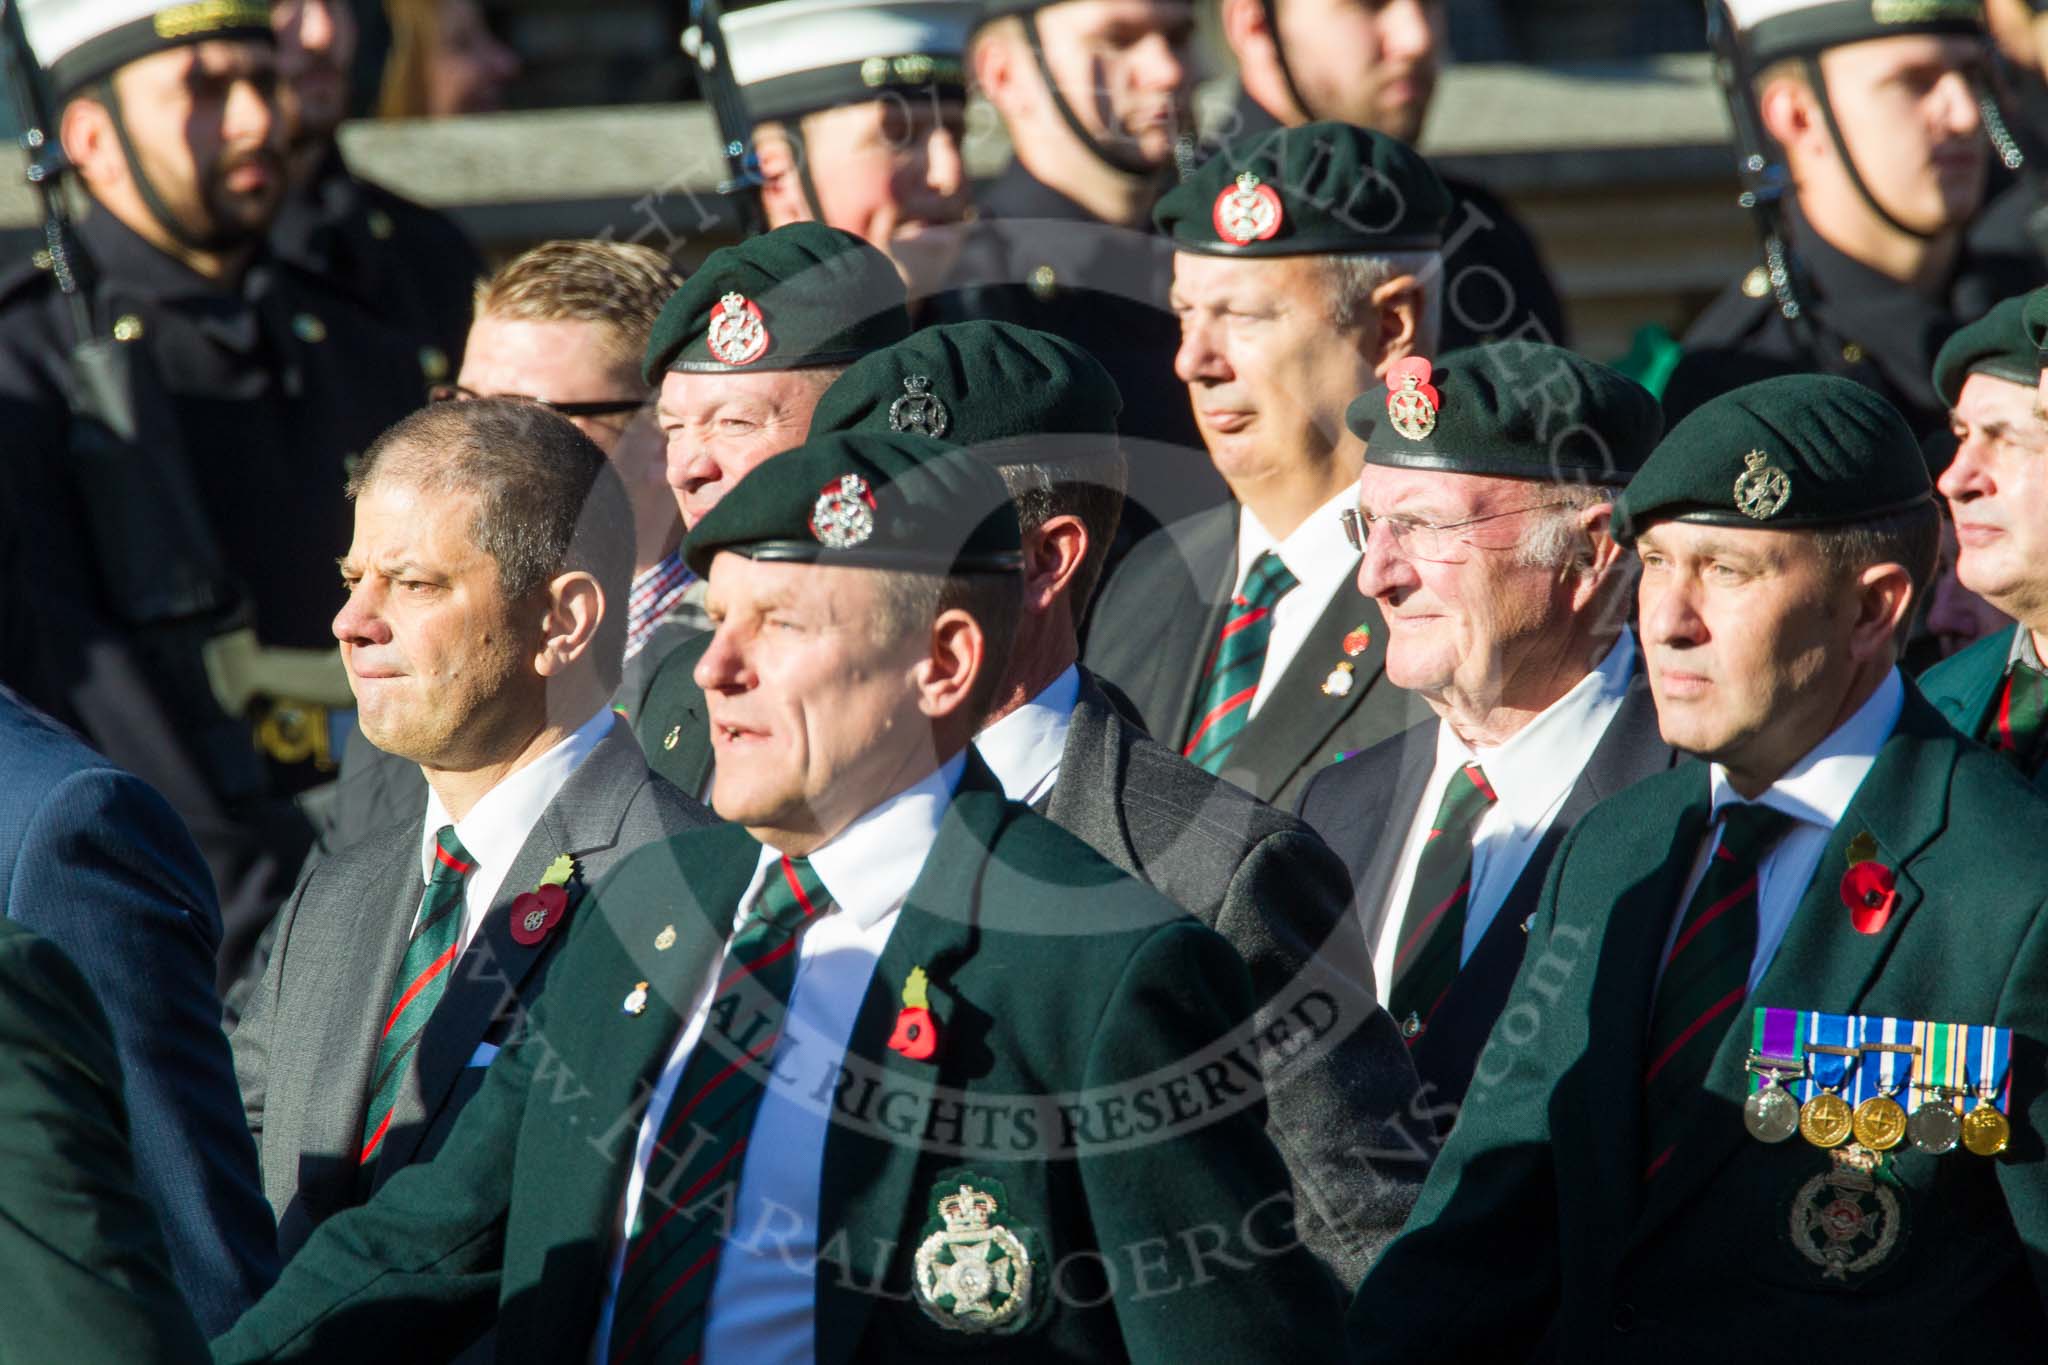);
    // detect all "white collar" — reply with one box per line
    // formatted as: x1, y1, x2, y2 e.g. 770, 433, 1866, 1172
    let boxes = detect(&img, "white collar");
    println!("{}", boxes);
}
2010, 626, 2042, 671
1234, 486, 1358, 594
974, 665, 1081, 803
420, 707, 614, 882
1437, 630, 1636, 821
1708, 669, 1906, 828
753, 751, 966, 931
